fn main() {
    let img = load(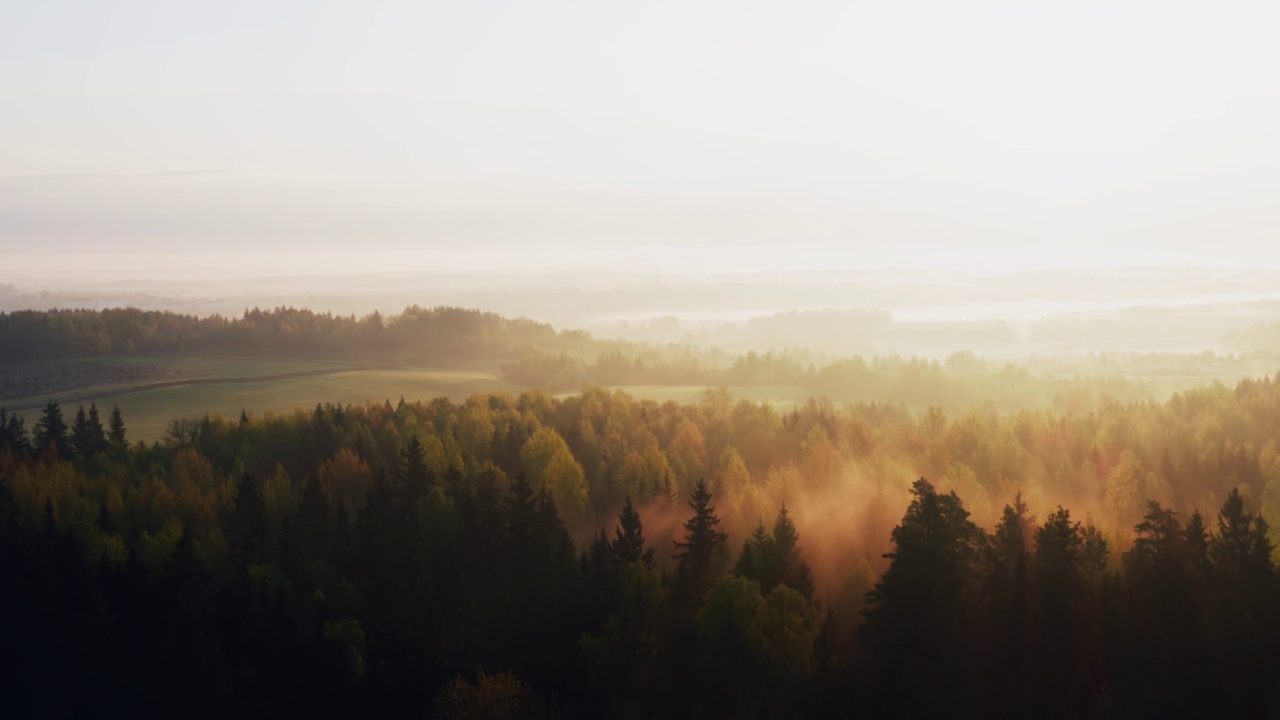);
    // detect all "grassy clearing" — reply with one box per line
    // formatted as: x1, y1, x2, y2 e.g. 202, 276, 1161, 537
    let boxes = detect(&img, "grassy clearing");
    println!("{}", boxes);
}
5, 355, 521, 443
95, 369, 522, 443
